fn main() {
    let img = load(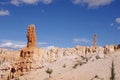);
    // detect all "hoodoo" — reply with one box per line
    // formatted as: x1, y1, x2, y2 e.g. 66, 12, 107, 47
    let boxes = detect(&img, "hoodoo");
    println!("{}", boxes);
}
94, 34, 97, 48
16, 24, 38, 76
26, 24, 37, 48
